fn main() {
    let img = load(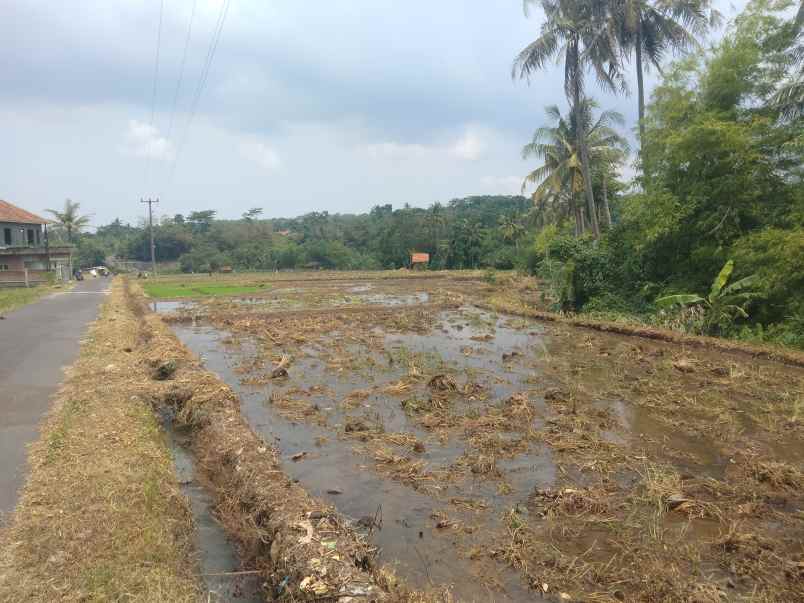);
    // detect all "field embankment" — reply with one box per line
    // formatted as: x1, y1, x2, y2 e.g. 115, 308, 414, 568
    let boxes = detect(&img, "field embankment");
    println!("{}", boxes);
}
481, 292, 804, 368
